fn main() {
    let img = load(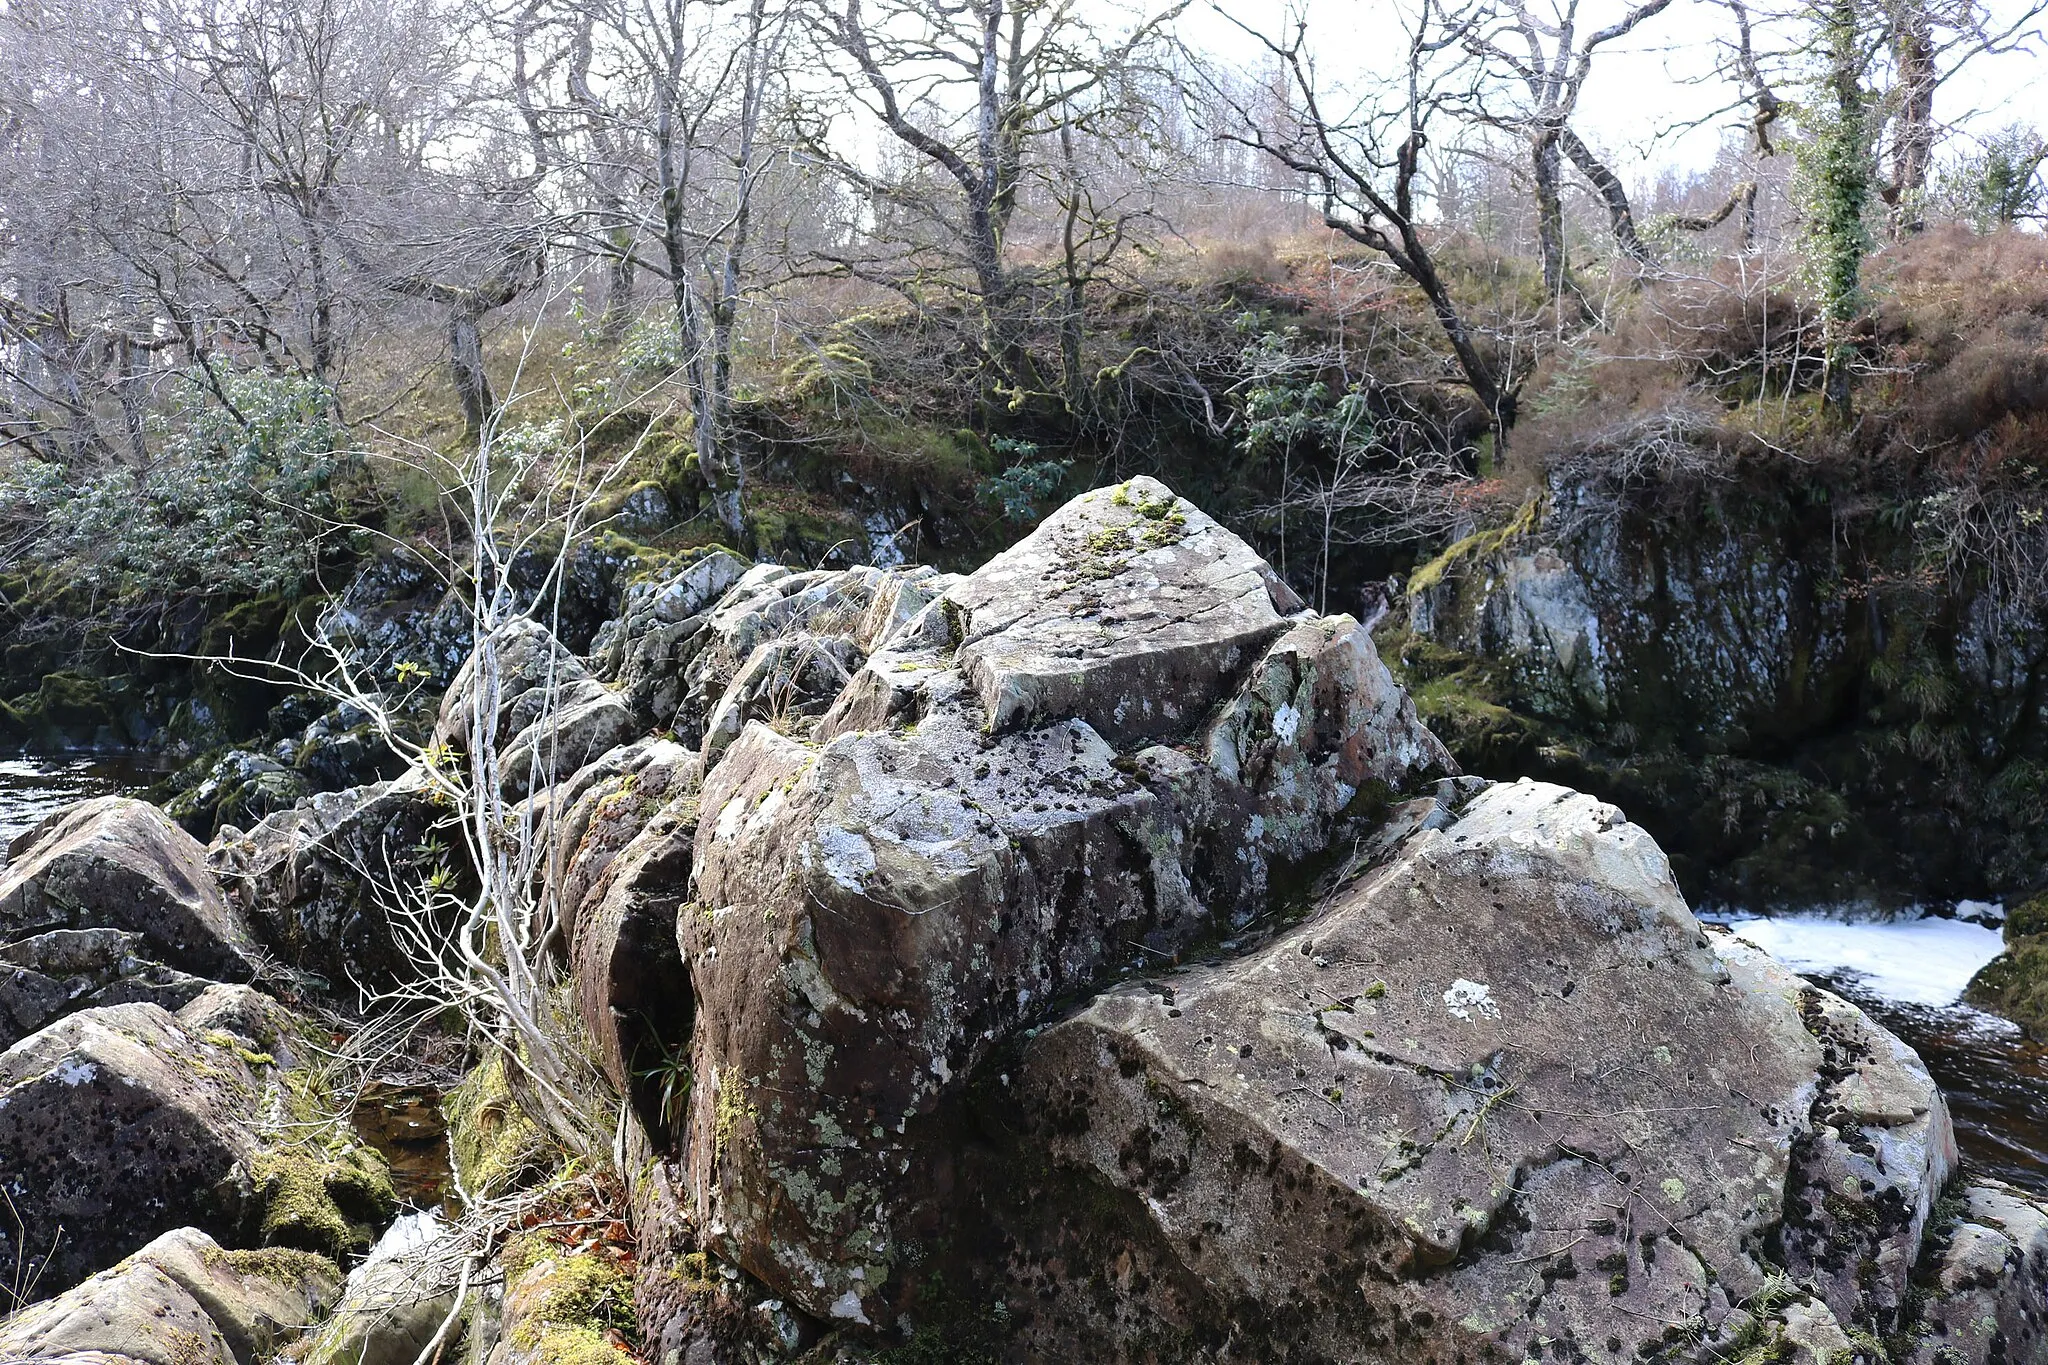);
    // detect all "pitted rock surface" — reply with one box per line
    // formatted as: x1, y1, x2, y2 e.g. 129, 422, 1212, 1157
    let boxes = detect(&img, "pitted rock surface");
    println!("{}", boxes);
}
0, 1000, 273, 1290
1904, 1181, 2048, 1364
